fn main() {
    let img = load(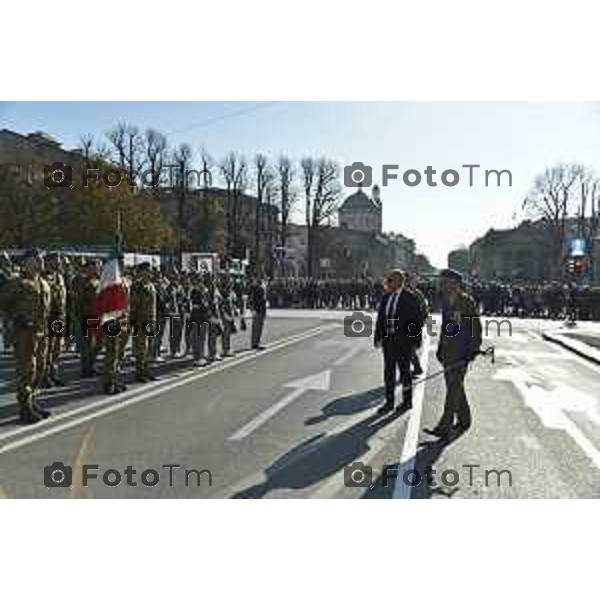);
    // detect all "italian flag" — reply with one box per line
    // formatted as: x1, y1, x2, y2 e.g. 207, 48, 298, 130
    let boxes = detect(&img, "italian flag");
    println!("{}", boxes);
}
95, 246, 128, 325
